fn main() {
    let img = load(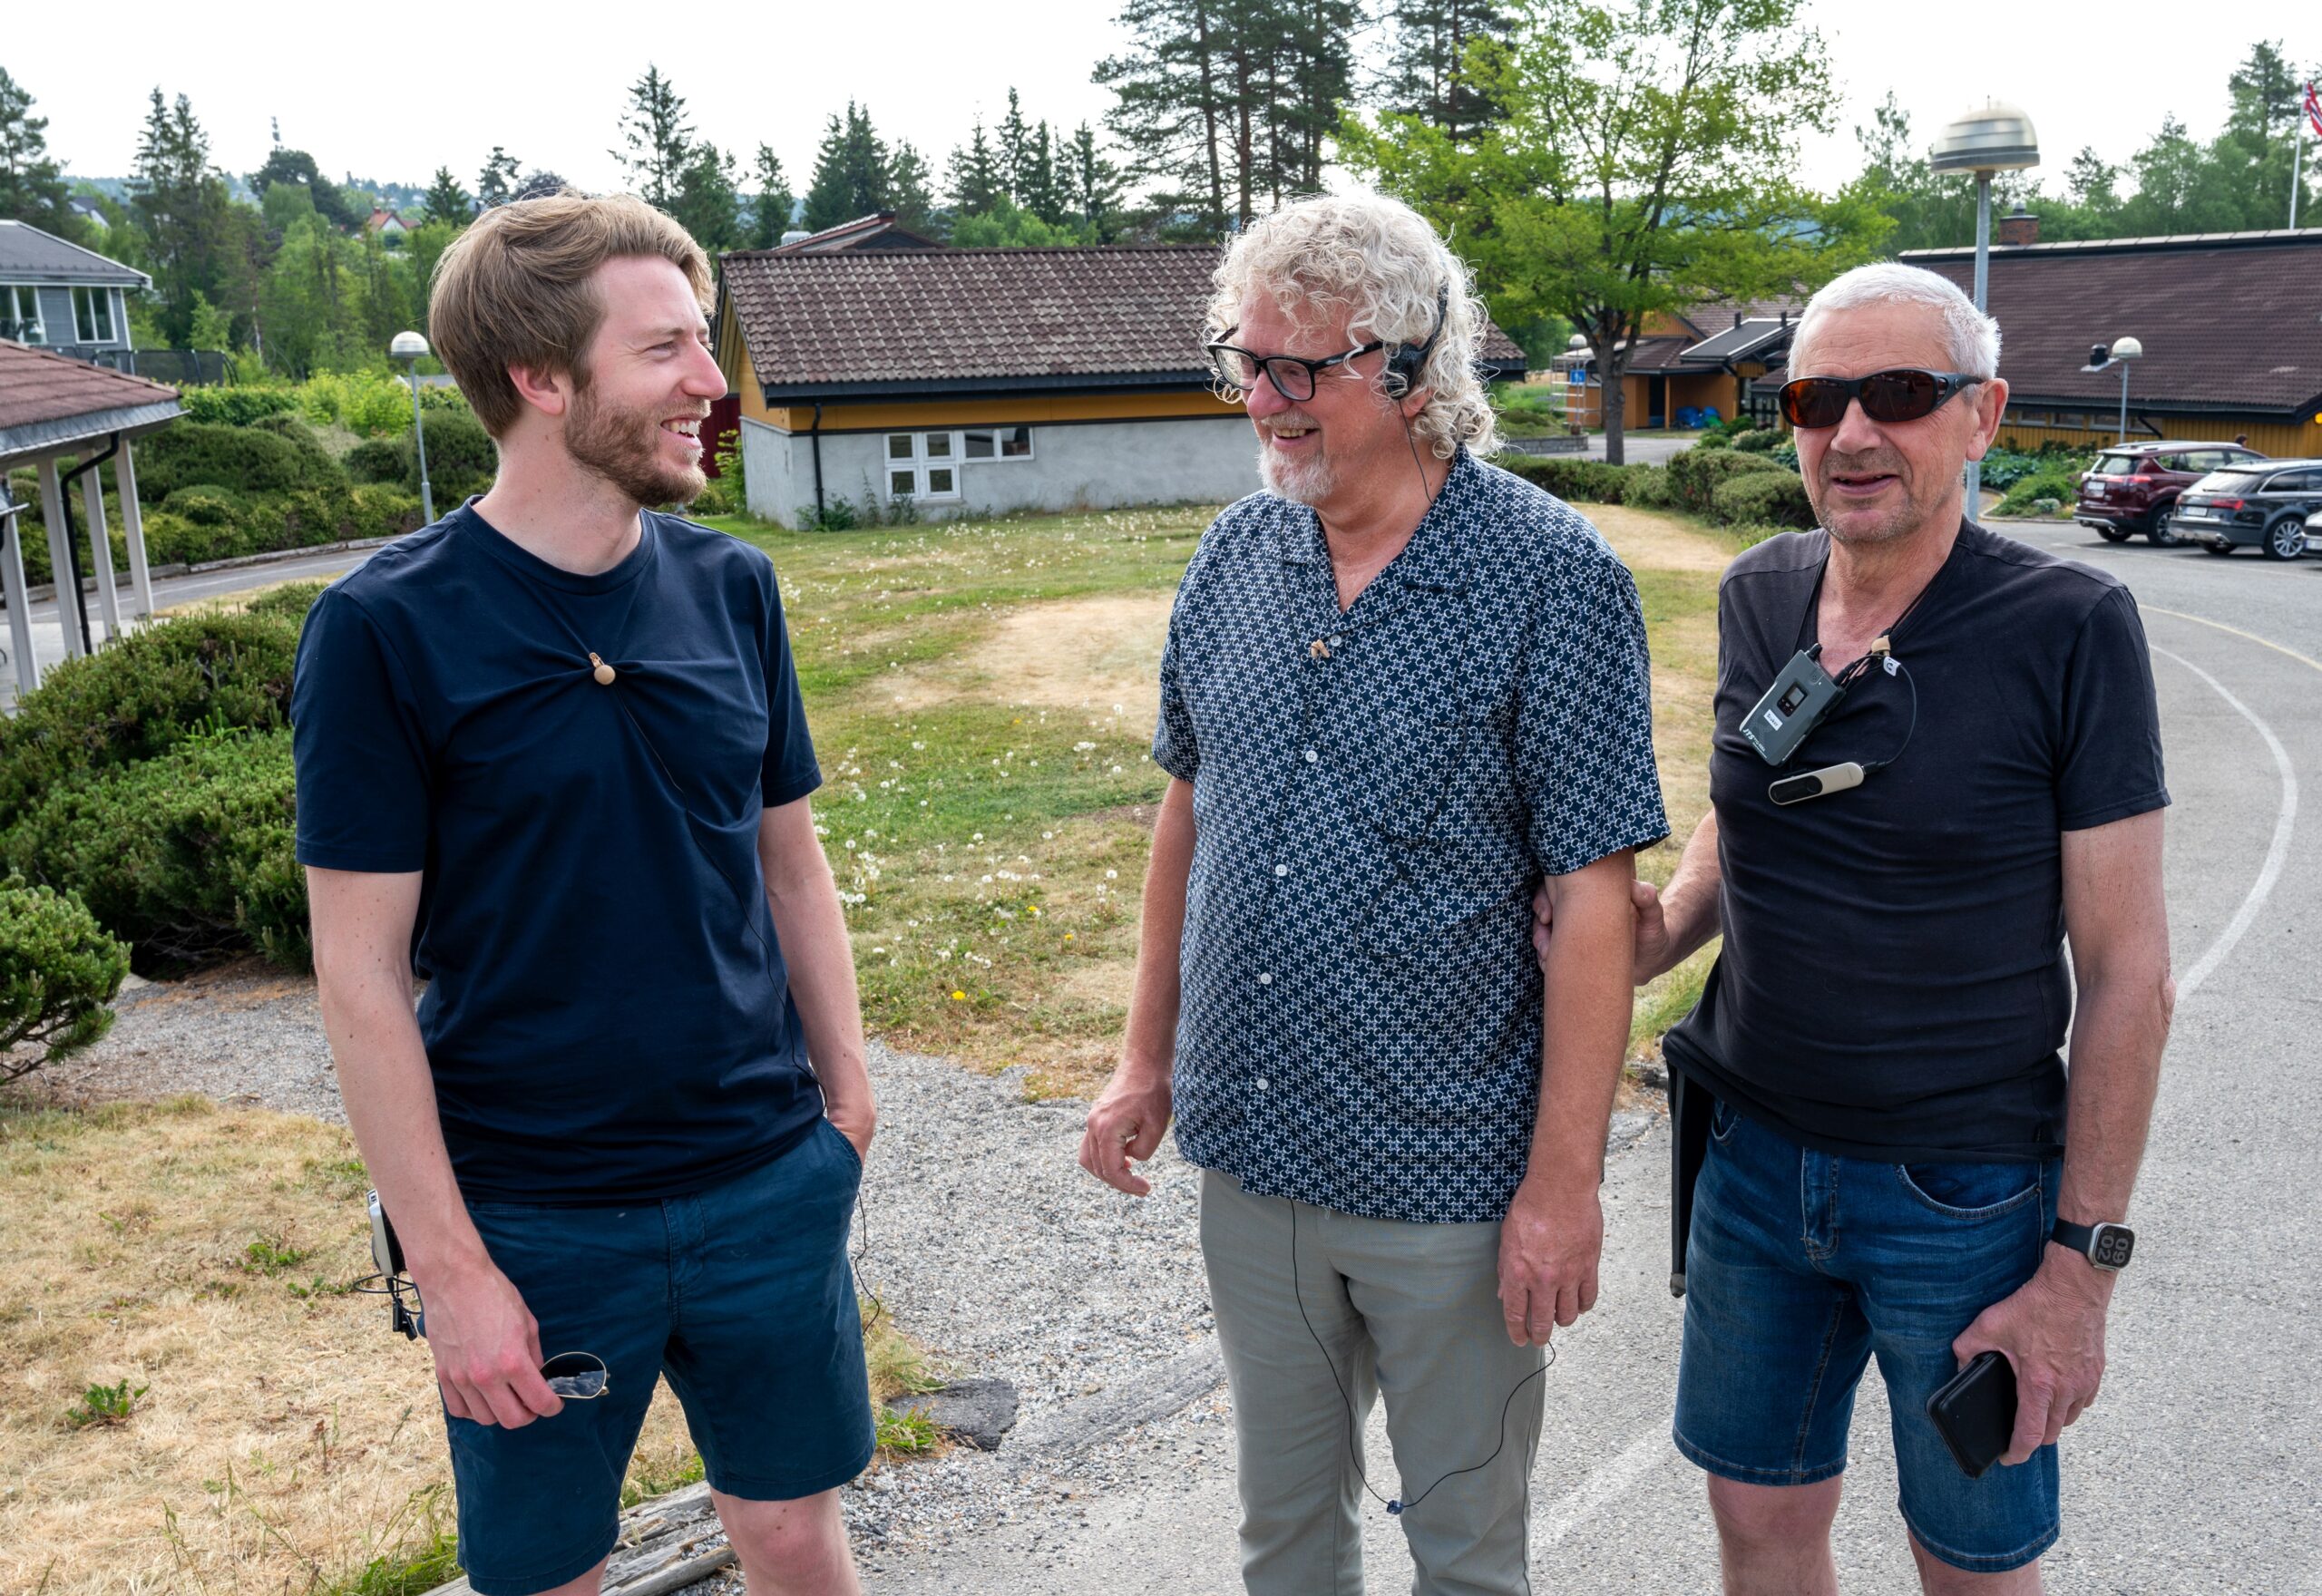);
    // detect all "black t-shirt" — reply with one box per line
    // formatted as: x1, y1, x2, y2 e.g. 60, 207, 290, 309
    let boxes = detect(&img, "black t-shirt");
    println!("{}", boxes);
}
1663, 521, 2169, 1162
291, 504, 824, 1203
